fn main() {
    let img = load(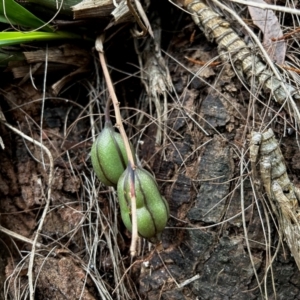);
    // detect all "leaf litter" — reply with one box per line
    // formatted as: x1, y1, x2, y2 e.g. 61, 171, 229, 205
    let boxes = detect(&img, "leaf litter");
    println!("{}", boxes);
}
248, 0, 286, 64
